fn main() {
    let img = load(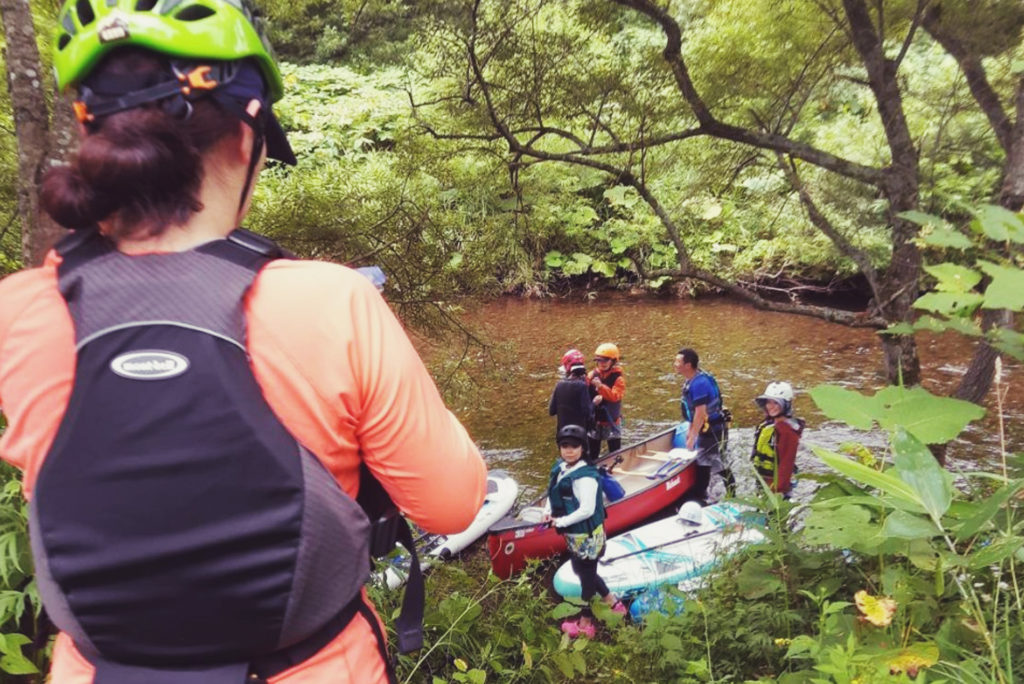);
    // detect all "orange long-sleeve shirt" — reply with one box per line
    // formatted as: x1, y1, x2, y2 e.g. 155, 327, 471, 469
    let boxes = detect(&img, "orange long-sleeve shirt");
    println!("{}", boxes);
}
0, 250, 487, 683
